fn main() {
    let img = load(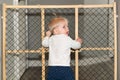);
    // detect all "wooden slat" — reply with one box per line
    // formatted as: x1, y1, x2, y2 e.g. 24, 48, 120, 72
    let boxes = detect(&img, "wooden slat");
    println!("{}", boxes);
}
80, 47, 113, 51
5, 4, 114, 9
6, 47, 113, 54
113, 2, 117, 80
2, 3, 7, 80
75, 7, 79, 80
6, 49, 42, 53
41, 8, 45, 80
